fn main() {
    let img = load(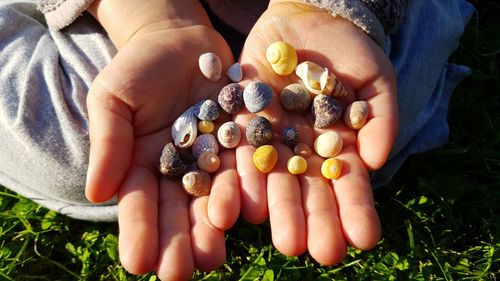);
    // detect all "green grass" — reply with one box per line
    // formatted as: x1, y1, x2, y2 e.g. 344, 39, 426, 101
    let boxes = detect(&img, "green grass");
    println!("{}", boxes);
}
1, 1, 499, 280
